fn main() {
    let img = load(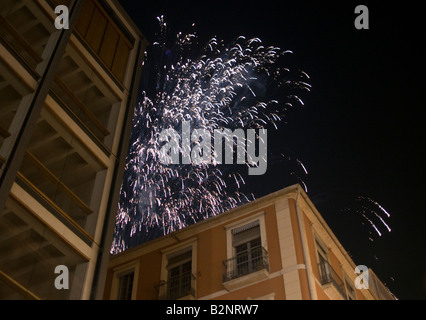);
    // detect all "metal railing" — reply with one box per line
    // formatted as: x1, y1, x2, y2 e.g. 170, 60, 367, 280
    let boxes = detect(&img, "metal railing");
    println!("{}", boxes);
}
158, 273, 195, 300
318, 259, 347, 299
223, 246, 269, 282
